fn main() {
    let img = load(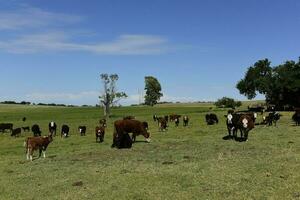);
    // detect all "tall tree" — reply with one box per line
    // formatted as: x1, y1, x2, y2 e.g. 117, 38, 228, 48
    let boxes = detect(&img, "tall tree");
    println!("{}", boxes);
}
144, 76, 163, 106
237, 58, 300, 108
99, 74, 127, 118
